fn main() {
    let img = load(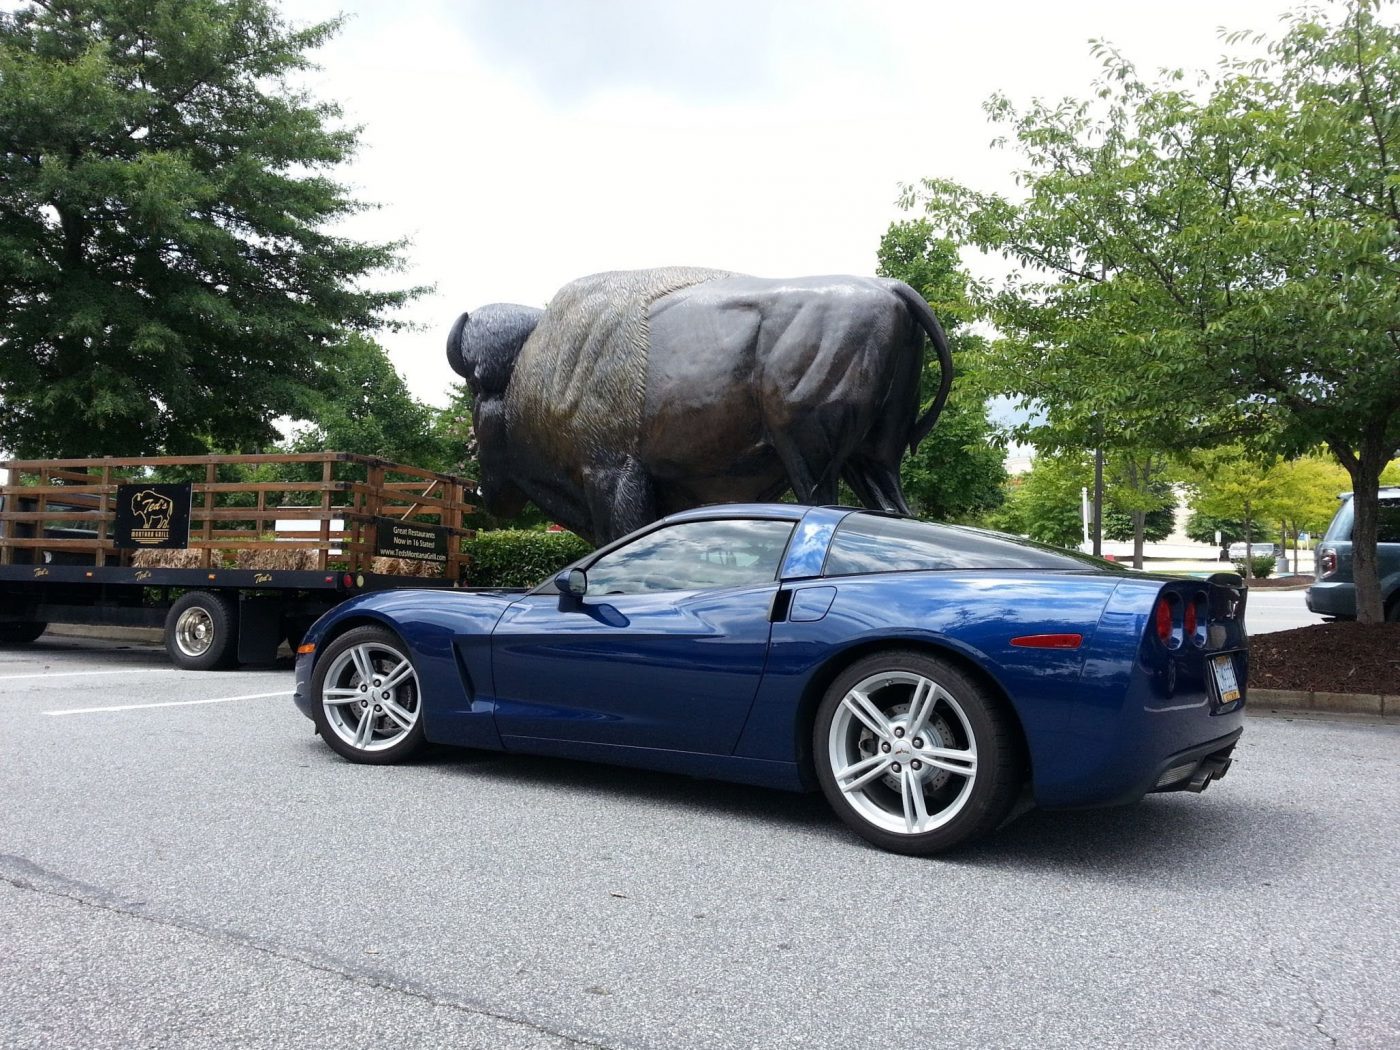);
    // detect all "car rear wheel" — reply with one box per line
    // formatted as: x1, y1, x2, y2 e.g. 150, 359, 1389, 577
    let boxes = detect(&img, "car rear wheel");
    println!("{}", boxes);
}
814, 650, 1022, 855
311, 626, 426, 764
